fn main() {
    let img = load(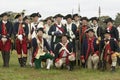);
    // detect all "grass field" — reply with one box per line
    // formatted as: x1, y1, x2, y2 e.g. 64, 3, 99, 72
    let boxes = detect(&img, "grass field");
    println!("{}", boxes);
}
0, 51, 120, 80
